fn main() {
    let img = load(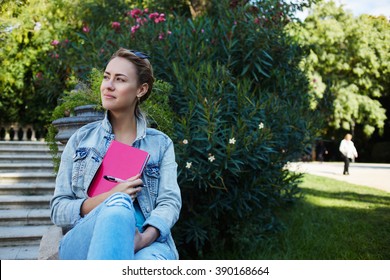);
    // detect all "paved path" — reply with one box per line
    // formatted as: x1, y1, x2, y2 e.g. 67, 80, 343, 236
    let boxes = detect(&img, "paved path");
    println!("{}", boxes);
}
288, 161, 390, 193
